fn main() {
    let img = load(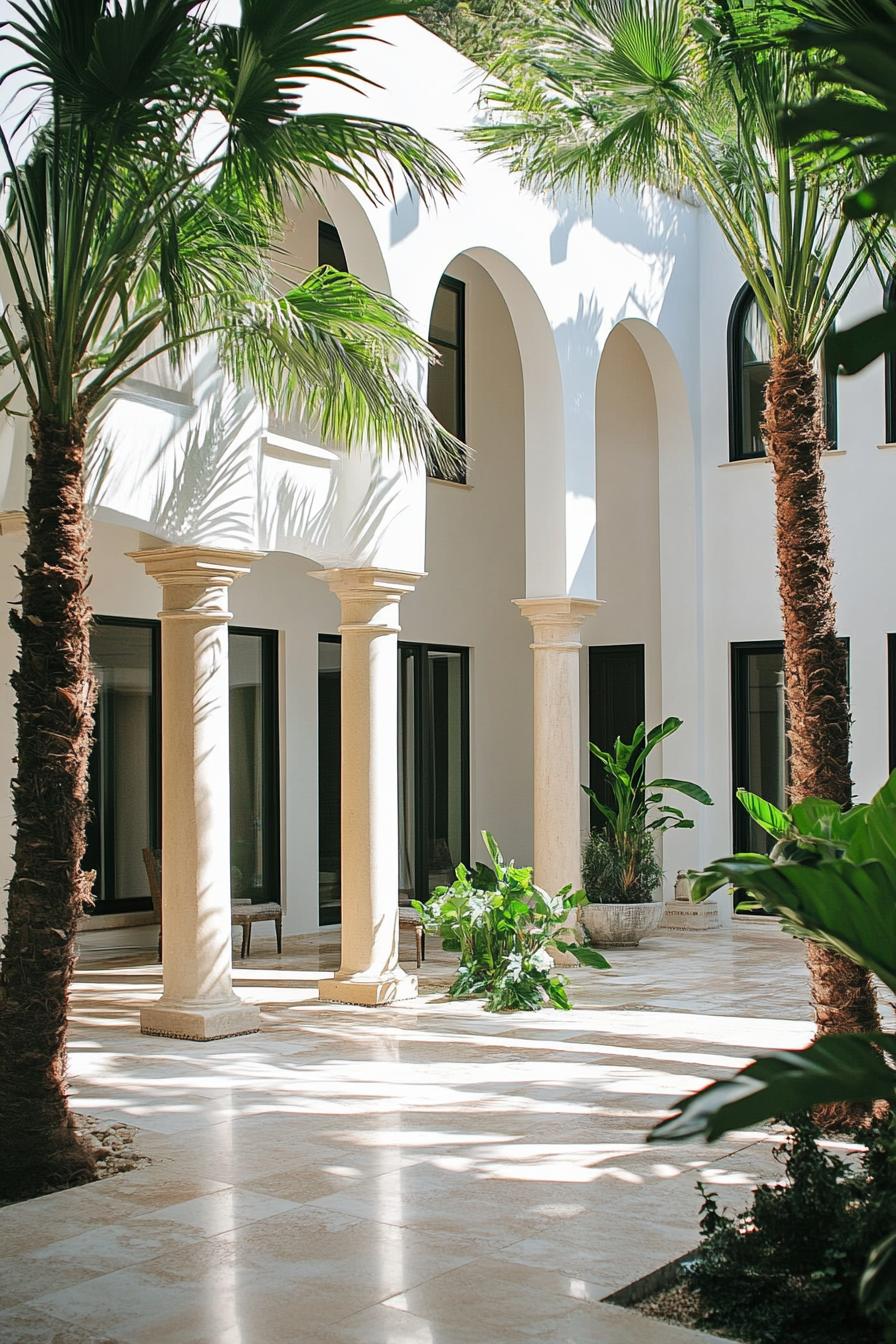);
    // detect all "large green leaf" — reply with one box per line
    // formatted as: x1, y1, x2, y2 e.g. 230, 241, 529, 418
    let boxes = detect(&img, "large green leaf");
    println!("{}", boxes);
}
860, 1227, 896, 1314
736, 789, 788, 838
555, 940, 611, 969
696, 853, 896, 994
649, 1033, 896, 1143
647, 778, 714, 807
